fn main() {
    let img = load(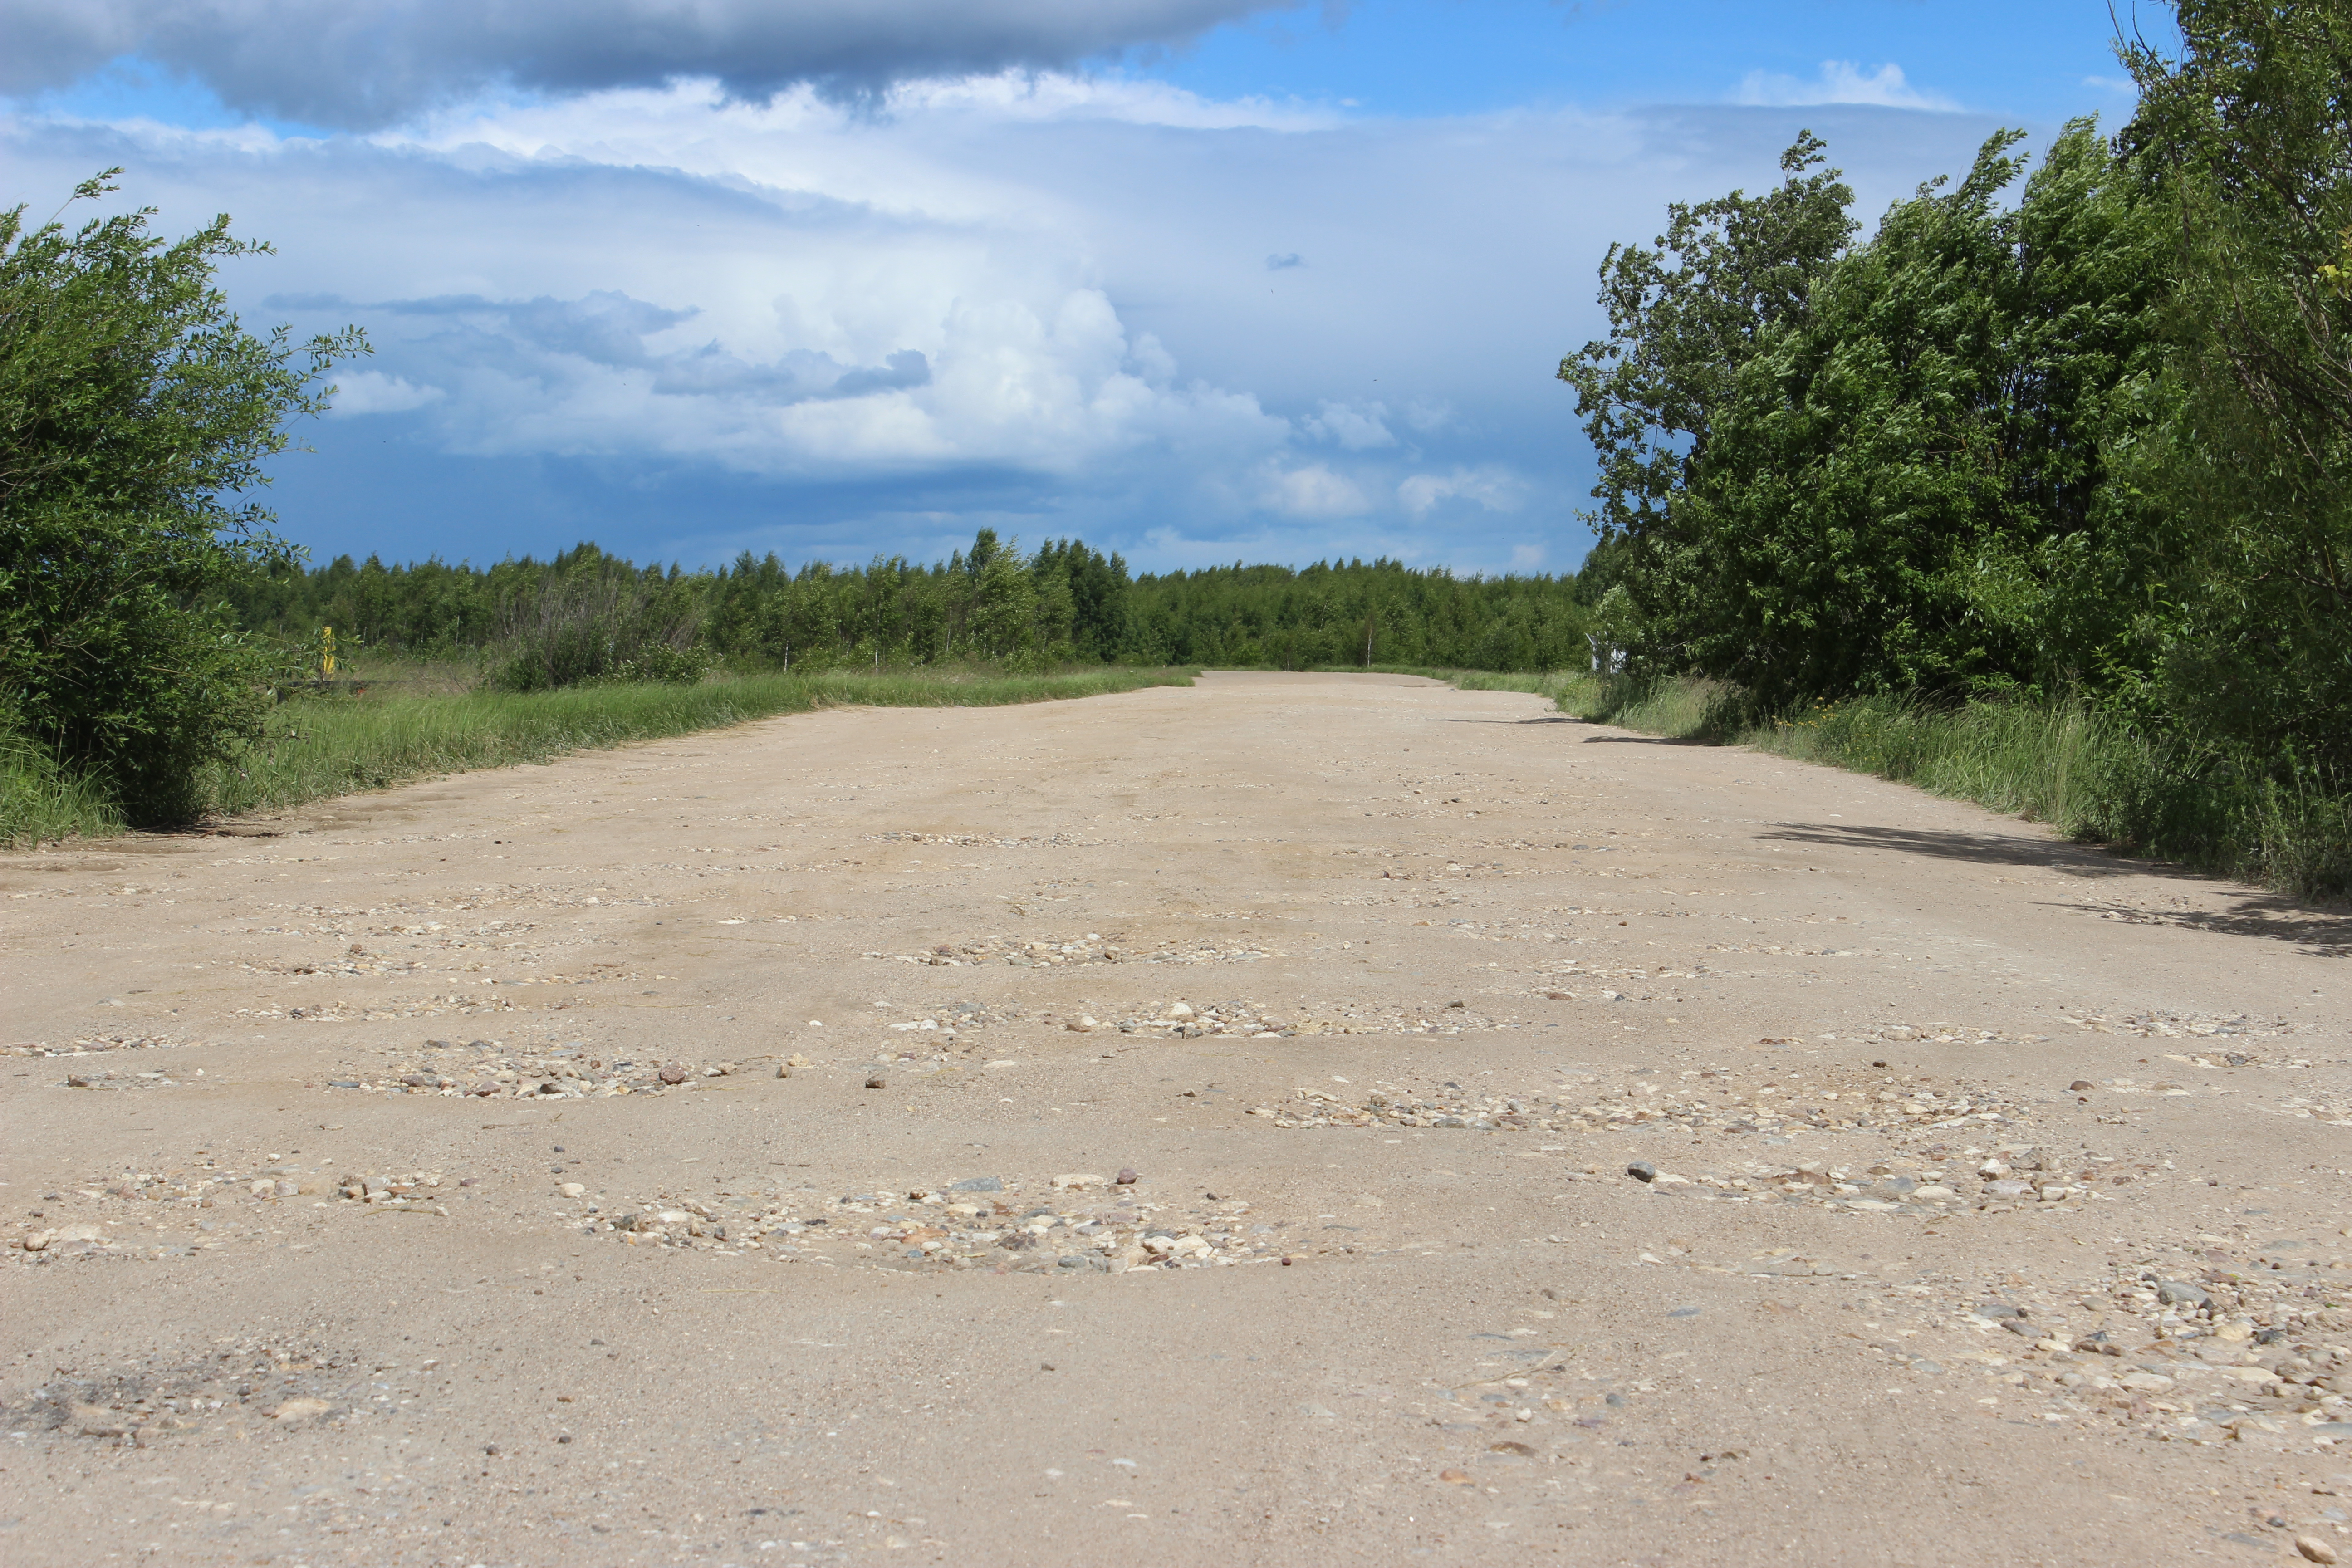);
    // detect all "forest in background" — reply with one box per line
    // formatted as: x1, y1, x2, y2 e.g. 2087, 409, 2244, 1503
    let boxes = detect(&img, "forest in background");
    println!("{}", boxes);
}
226, 537, 1601, 685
